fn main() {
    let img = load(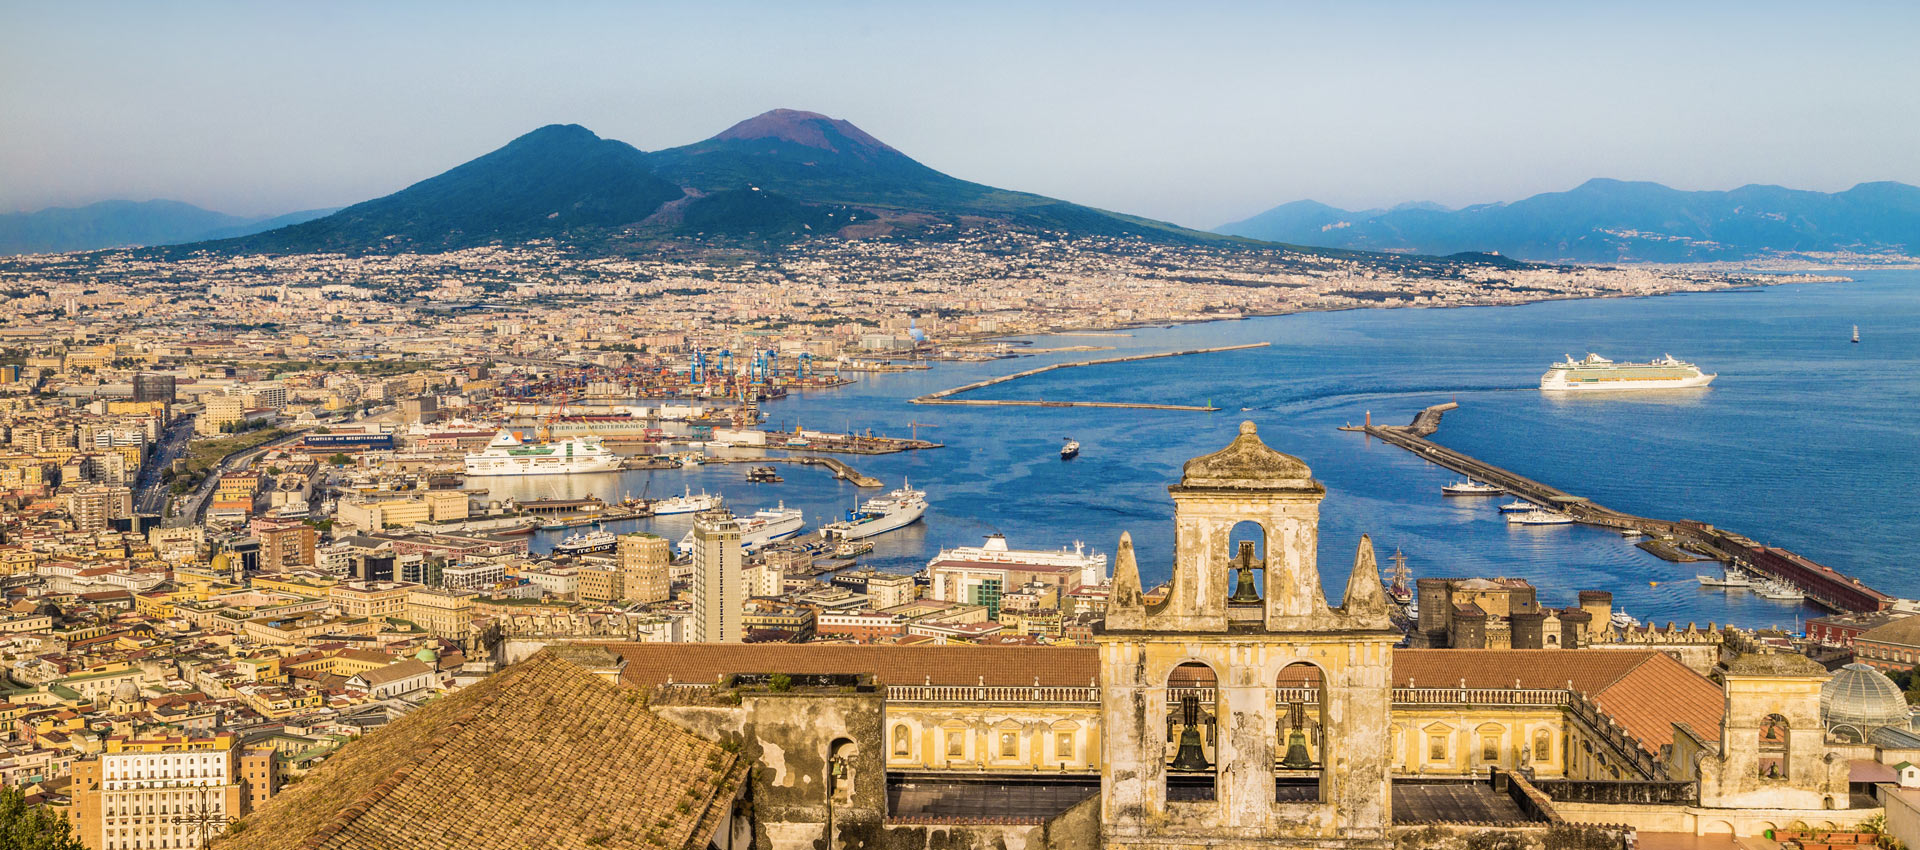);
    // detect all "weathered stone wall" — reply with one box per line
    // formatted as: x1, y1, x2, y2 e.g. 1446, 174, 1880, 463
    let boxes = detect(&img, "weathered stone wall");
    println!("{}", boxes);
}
1391, 823, 1630, 850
